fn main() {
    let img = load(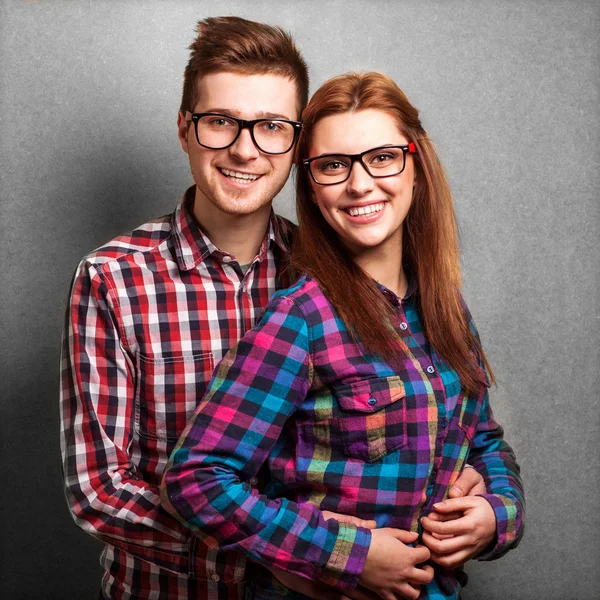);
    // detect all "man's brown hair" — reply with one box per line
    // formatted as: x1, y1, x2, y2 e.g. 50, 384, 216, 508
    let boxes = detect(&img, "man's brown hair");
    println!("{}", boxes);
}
181, 16, 309, 117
